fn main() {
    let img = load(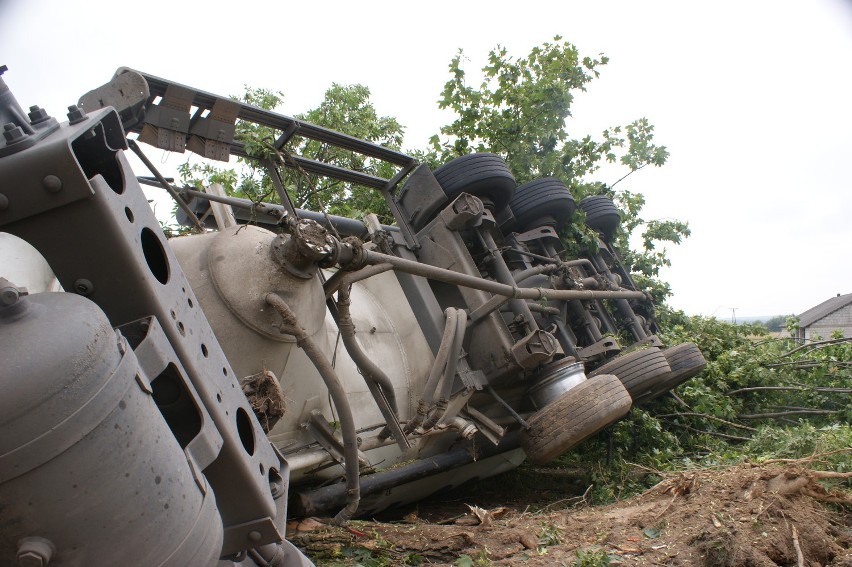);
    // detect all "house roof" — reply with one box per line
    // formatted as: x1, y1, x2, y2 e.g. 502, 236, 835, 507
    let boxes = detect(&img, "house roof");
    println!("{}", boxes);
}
798, 293, 852, 327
